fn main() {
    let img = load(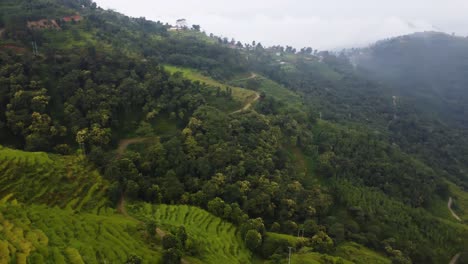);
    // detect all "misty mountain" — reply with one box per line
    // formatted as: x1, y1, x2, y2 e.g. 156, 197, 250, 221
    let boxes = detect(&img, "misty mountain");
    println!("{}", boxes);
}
349, 31, 468, 128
